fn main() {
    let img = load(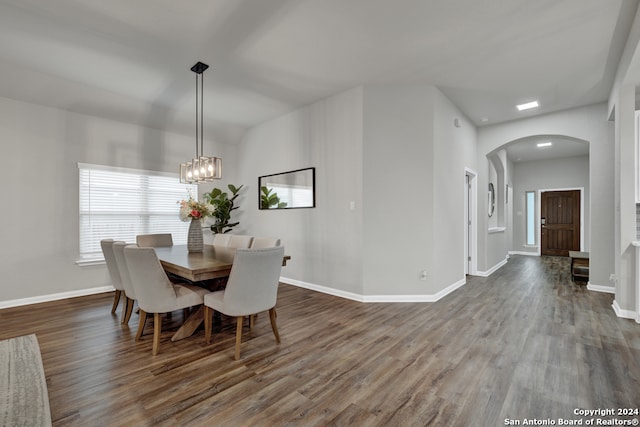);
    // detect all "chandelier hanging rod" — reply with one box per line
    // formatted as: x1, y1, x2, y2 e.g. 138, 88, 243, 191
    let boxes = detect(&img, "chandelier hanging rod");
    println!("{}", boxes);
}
180, 61, 222, 184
